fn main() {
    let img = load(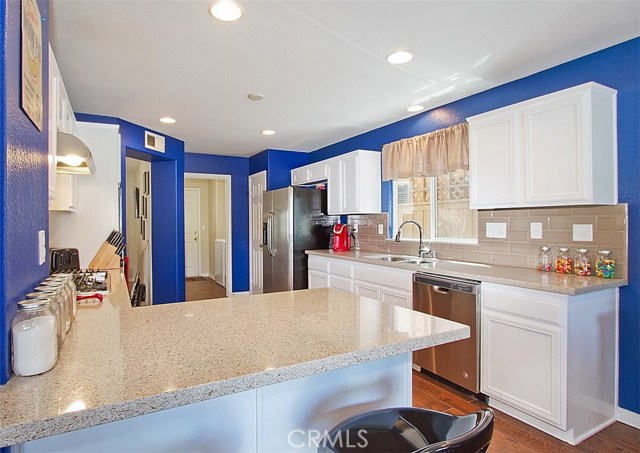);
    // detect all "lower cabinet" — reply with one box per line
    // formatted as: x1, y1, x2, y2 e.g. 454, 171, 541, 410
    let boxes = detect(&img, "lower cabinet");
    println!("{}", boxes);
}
481, 282, 617, 445
308, 255, 412, 309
